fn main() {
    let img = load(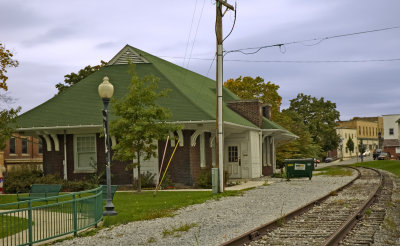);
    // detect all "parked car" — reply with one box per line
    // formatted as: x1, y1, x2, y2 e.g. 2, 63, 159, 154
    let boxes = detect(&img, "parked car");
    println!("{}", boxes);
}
373, 149, 382, 160
363, 150, 370, 156
377, 152, 388, 160
324, 157, 333, 163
